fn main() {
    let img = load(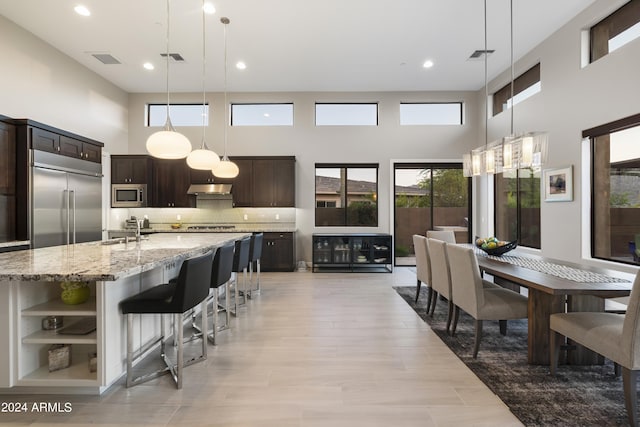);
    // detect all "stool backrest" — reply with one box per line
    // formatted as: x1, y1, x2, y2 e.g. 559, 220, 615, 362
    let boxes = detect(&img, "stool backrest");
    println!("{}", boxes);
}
232, 236, 251, 272
249, 233, 264, 261
171, 250, 214, 312
212, 242, 234, 288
